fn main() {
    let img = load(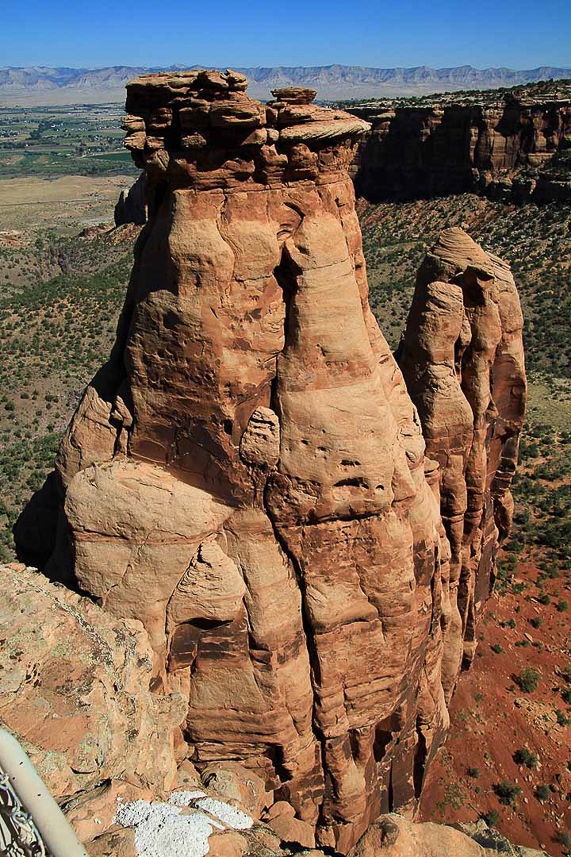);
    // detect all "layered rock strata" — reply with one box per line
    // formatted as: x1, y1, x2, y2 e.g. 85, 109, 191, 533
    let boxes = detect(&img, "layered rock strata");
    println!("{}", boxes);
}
397, 228, 526, 696
15, 71, 524, 852
351, 83, 571, 202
